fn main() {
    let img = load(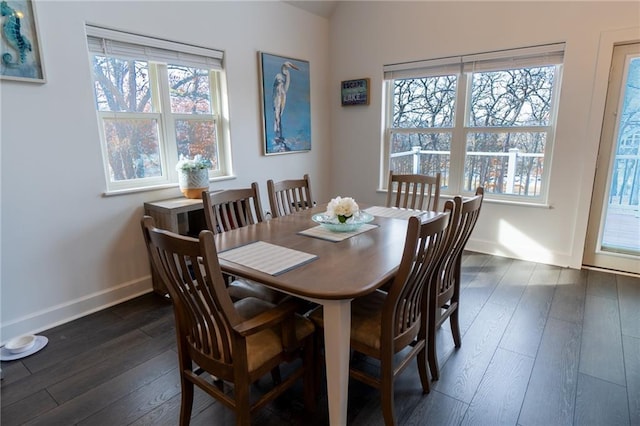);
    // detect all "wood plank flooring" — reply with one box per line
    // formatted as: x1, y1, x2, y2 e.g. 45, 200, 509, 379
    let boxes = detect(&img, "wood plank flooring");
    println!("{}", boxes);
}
2, 252, 639, 425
